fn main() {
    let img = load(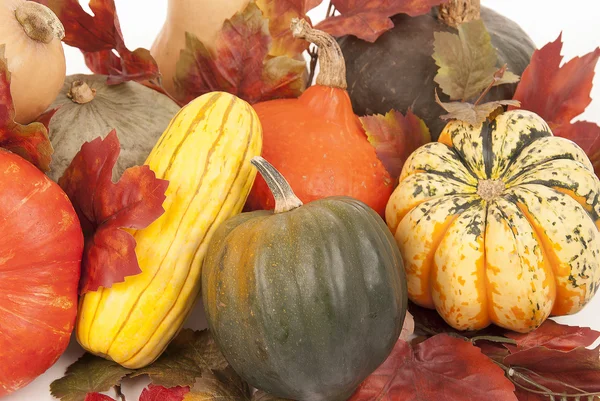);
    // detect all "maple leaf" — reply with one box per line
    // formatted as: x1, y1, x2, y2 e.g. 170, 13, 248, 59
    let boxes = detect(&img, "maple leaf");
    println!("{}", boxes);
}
183, 368, 251, 401
84, 395, 115, 401
435, 93, 520, 125
509, 33, 600, 176
33, 0, 159, 85
0, 45, 54, 171
173, 3, 306, 106
348, 334, 517, 401
433, 19, 520, 101
255, 0, 321, 57
139, 385, 190, 401
505, 320, 600, 352
58, 130, 169, 294
50, 353, 133, 401
315, 0, 448, 43
131, 329, 229, 388
360, 109, 431, 183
